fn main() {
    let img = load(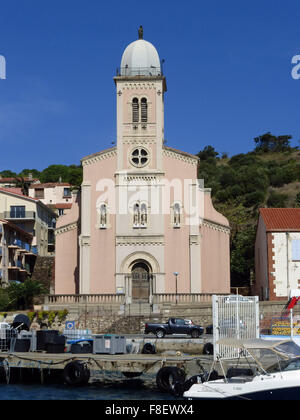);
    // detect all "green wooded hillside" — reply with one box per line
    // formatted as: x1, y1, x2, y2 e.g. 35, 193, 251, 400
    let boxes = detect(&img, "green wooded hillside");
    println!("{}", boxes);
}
197, 133, 300, 288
